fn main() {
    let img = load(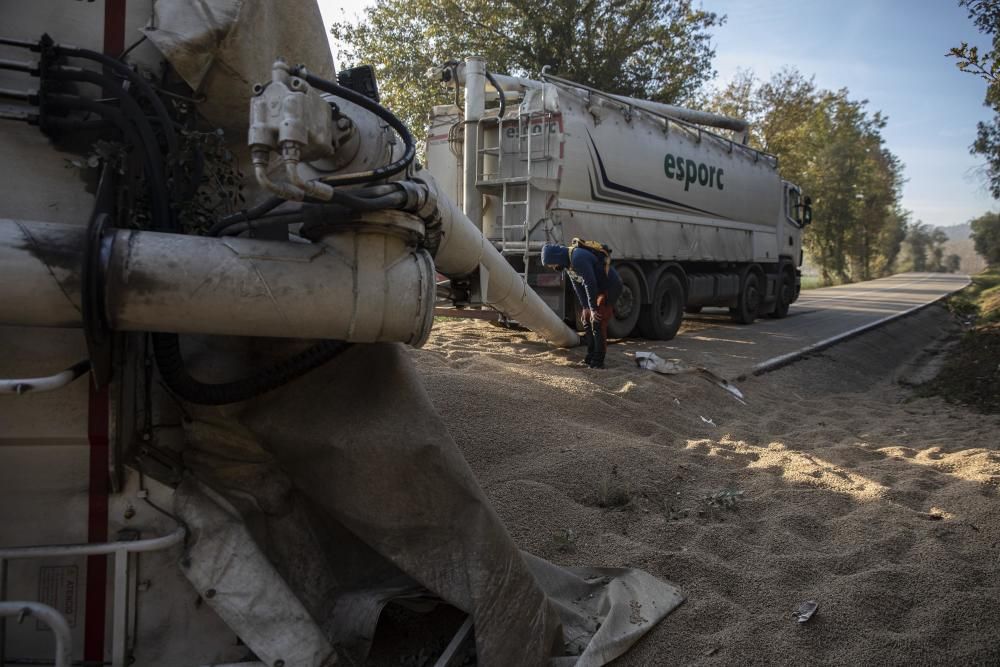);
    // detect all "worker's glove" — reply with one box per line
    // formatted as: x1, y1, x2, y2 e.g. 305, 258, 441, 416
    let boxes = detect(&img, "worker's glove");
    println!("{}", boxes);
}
581, 308, 593, 323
